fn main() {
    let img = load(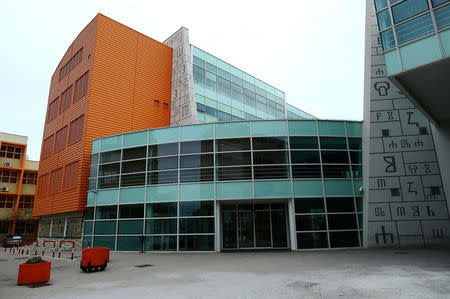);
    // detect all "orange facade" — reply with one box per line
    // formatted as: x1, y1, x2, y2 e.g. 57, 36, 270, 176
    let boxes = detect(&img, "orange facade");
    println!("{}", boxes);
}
34, 14, 173, 216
